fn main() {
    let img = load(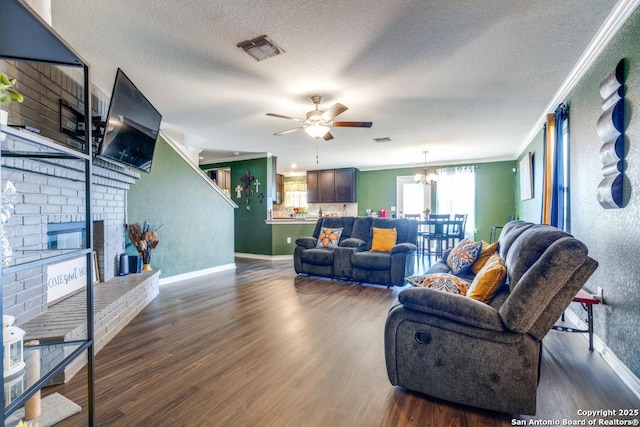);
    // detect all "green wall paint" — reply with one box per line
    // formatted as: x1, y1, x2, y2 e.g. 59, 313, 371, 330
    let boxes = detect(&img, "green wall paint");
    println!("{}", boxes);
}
271, 223, 316, 255
202, 157, 273, 255
358, 161, 516, 242
515, 8, 640, 377
127, 137, 235, 278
